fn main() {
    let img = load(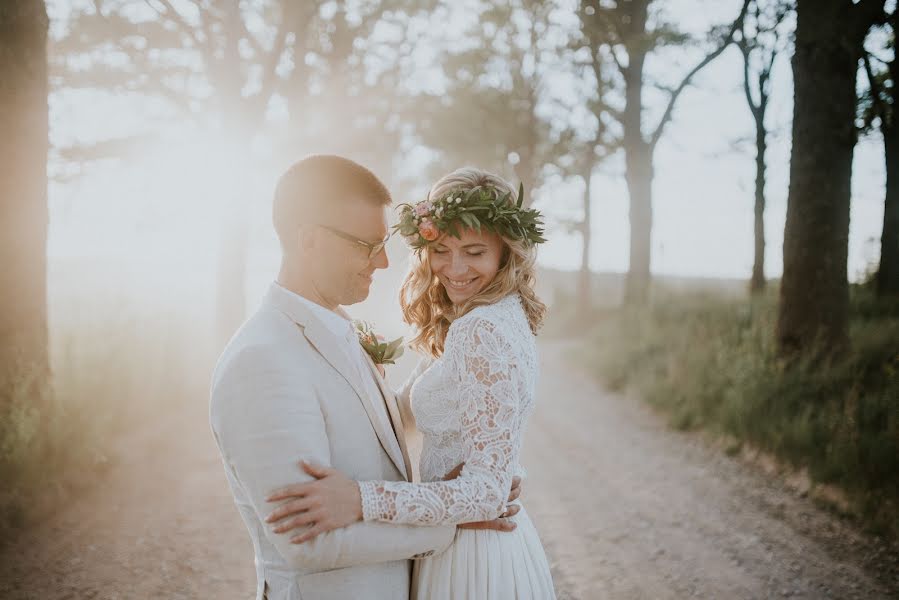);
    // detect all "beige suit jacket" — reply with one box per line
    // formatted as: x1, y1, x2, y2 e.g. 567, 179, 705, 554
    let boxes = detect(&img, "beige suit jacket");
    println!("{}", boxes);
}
210, 283, 454, 600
